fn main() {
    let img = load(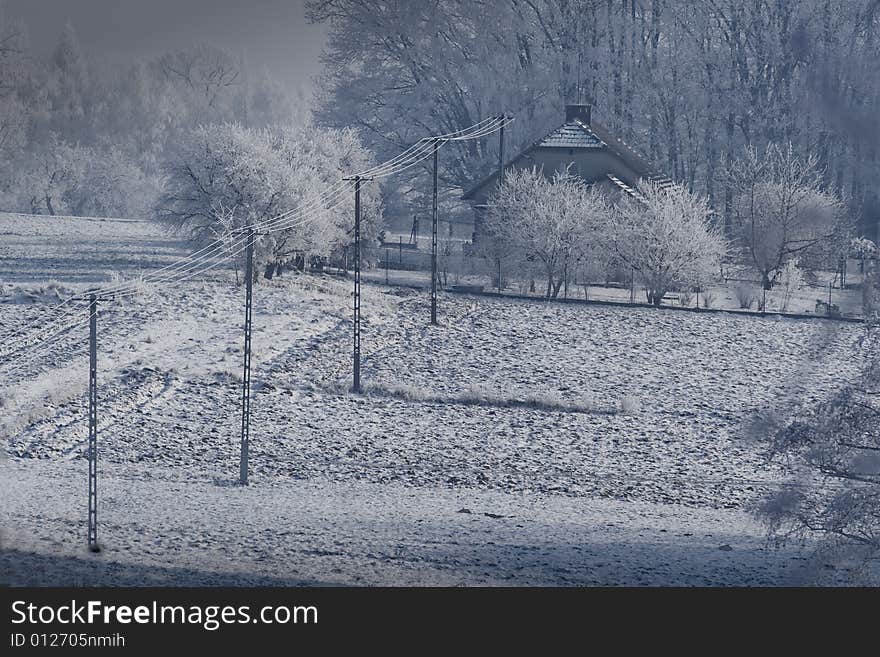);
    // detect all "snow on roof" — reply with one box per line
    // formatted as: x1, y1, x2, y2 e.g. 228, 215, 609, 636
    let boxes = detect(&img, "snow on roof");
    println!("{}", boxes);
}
607, 174, 646, 201
647, 174, 675, 189
537, 121, 605, 149
607, 173, 676, 202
